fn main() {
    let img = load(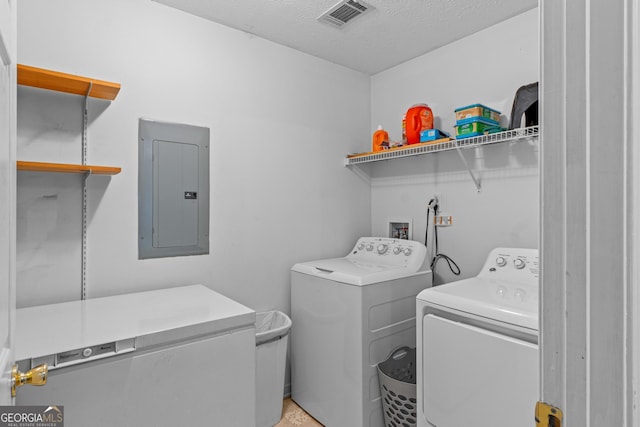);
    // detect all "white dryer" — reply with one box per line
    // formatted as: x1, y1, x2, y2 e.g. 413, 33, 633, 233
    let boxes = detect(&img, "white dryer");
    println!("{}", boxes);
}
291, 237, 432, 427
416, 248, 539, 427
